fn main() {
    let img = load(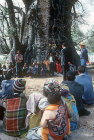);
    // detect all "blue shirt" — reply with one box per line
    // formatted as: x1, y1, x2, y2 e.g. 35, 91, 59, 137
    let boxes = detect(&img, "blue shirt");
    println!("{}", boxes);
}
80, 48, 88, 61
0, 80, 14, 99
75, 74, 94, 104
